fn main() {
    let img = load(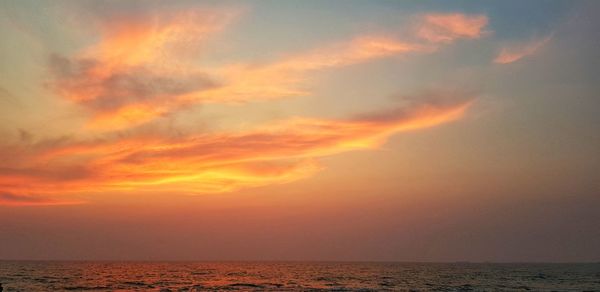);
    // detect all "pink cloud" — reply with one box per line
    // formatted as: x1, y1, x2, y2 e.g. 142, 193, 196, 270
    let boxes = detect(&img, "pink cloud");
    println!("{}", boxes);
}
494, 35, 553, 64
417, 13, 489, 43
